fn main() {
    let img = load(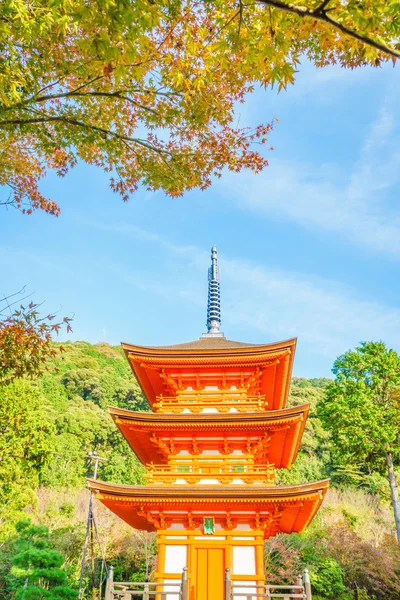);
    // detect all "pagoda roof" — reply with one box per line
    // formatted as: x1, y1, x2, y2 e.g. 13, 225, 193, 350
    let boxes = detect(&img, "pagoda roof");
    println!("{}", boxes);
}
122, 337, 296, 411
108, 404, 309, 469
136, 338, 271, 350
87, 478, 329, 538
122, 336, 296, 354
